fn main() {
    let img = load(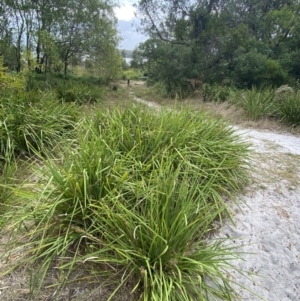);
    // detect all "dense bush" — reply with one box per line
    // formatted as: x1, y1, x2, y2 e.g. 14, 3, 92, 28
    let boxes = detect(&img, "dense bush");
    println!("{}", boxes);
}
122, 68, 144, 80
230, 88, 276, 120
56, 82, 103, 104
276, 91, 300, 126
0, 159, 18, 220
2, 105, 250, 300
0, 90, 78, 157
